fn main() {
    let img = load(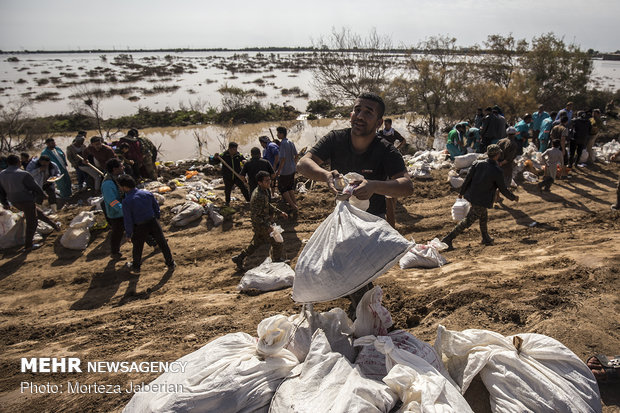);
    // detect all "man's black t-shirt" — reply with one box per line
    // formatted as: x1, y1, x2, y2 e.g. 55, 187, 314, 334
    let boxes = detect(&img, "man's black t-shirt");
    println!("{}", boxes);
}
310, 128, 407, 216
240, 157, 275, 192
